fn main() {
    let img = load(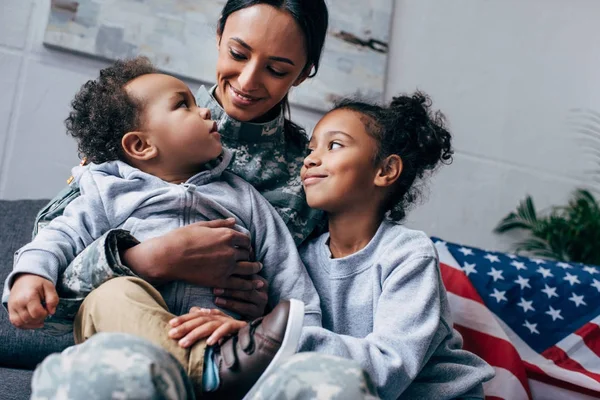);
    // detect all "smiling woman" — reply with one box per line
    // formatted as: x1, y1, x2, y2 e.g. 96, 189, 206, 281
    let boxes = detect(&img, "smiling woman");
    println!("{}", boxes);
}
215, 5, 307, 121
214, 1, 328, 131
